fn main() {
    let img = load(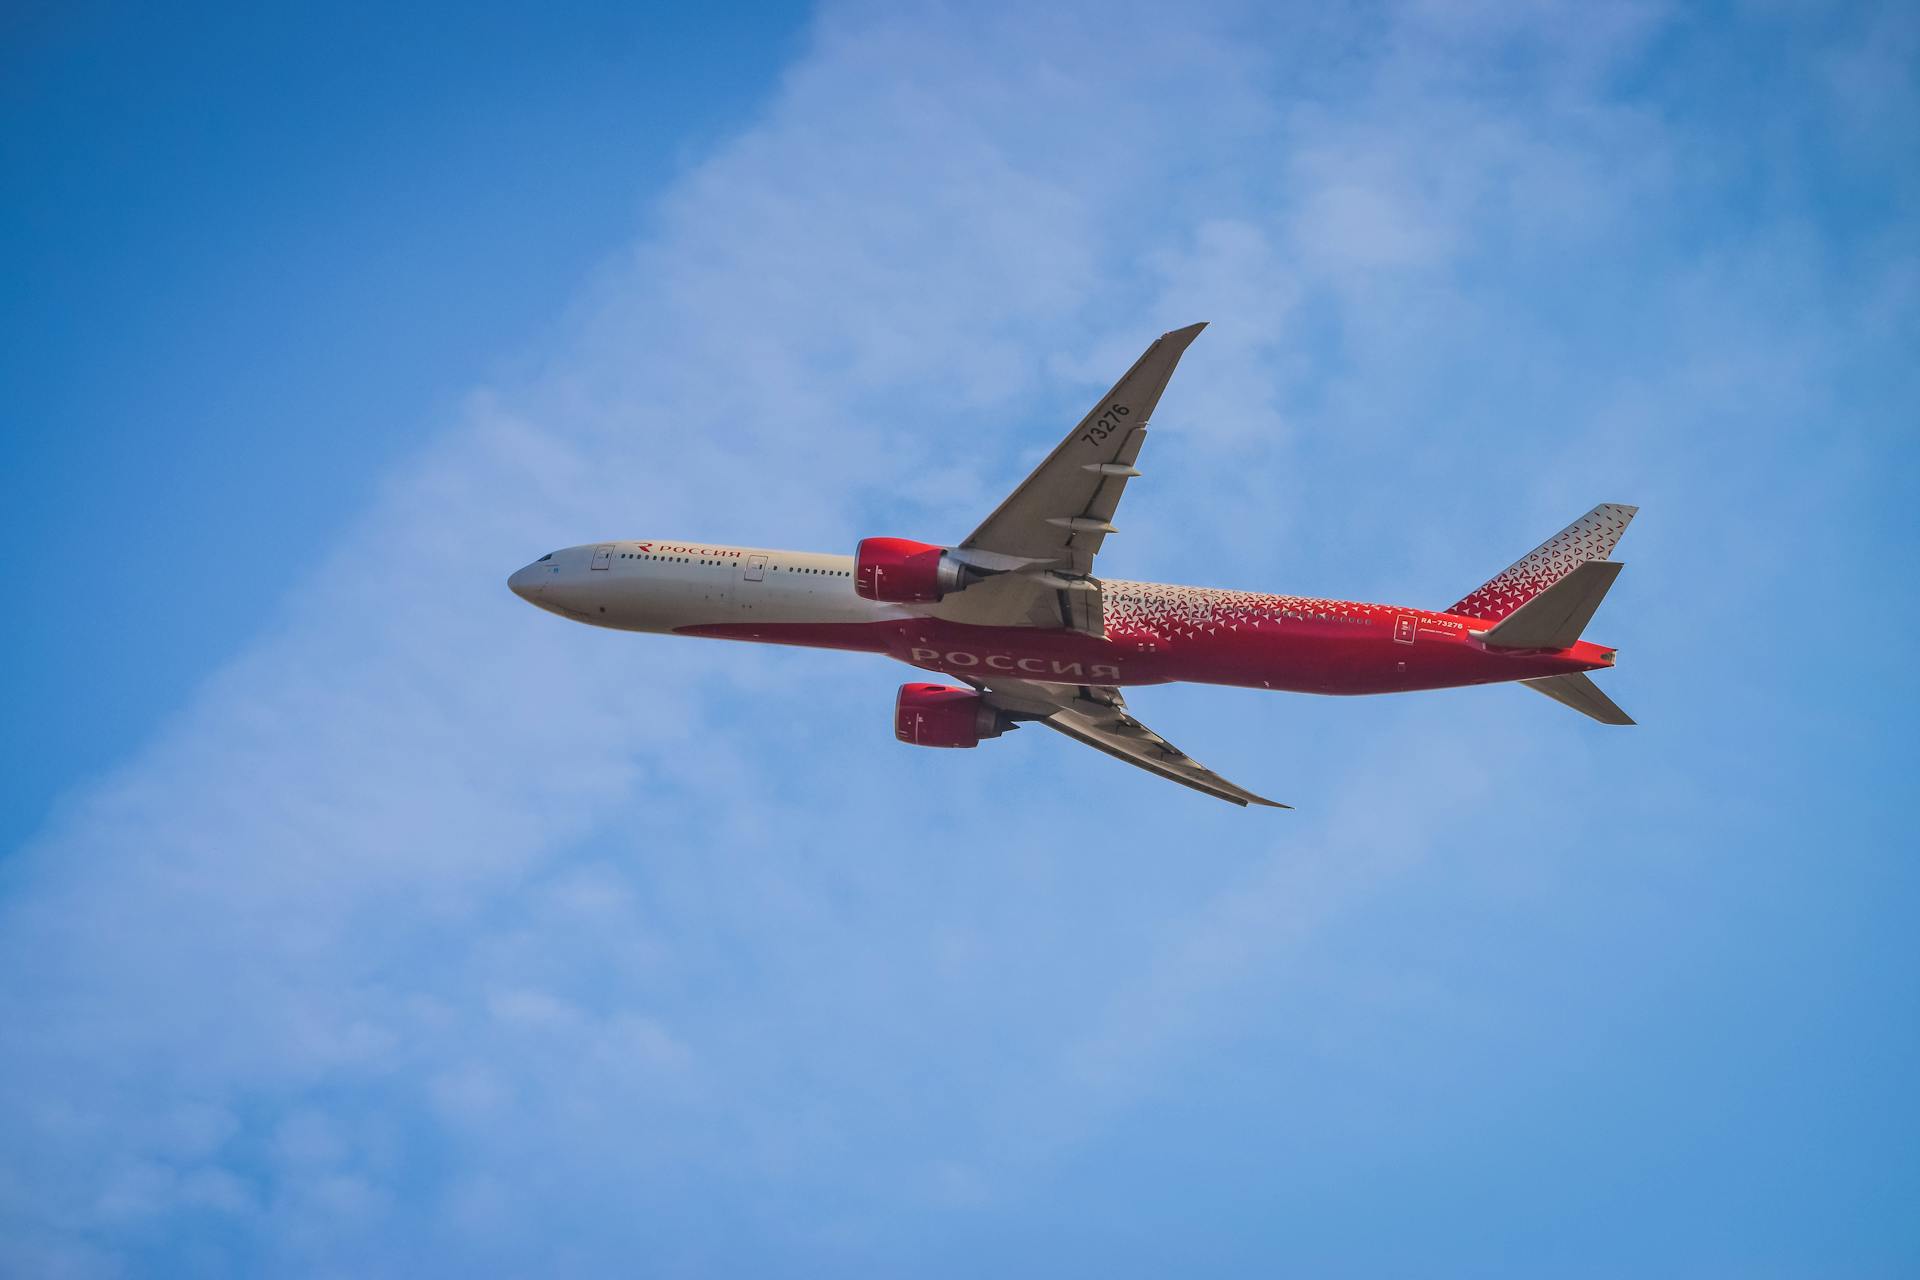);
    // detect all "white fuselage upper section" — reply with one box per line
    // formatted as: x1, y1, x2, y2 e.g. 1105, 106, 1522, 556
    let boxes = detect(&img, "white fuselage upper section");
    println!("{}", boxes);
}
508, 539, 899, 634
